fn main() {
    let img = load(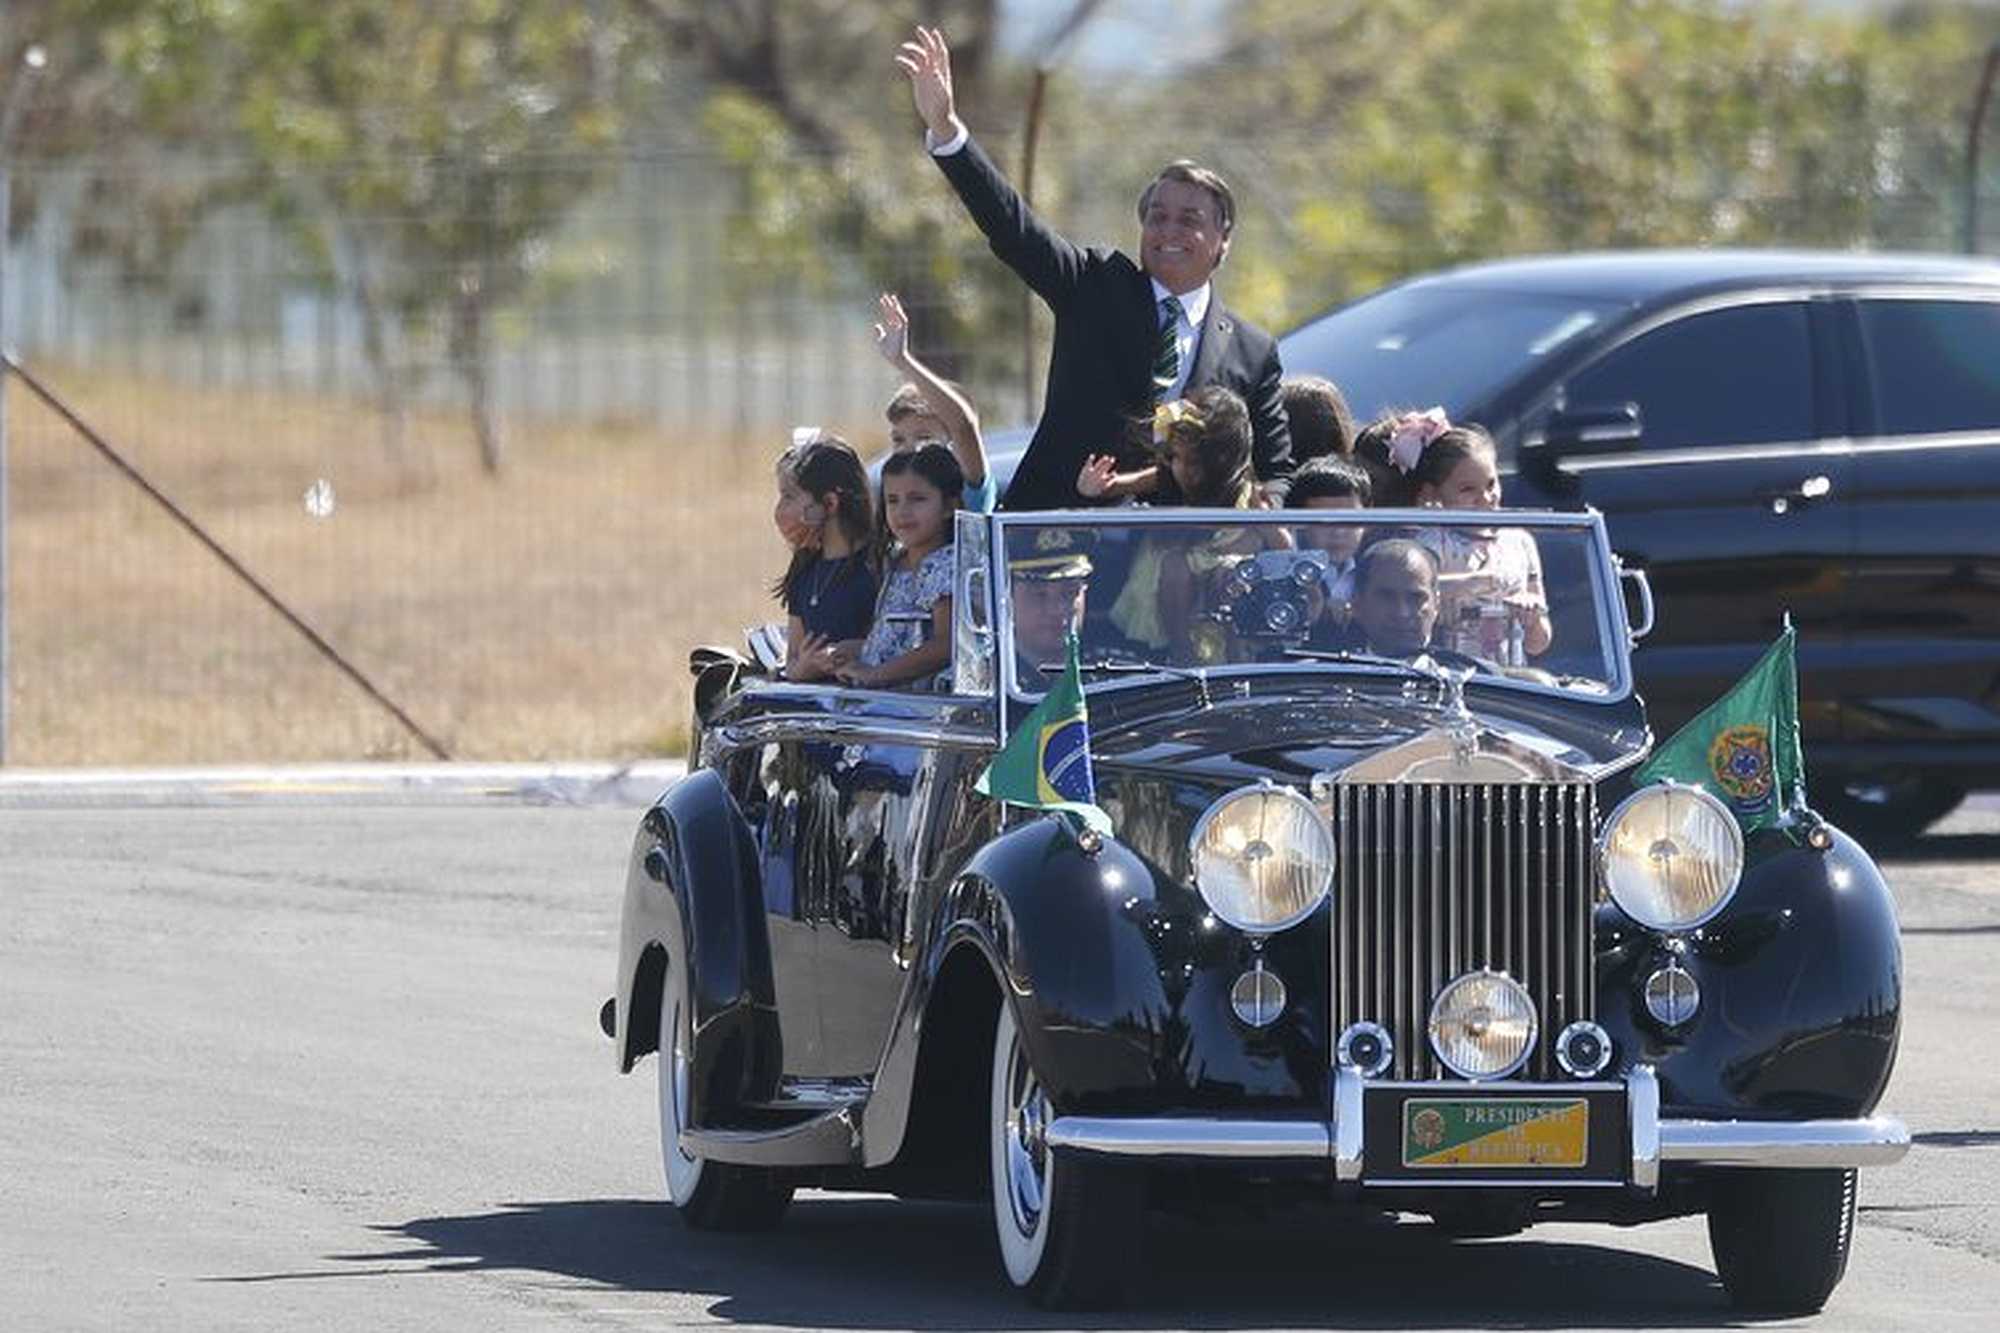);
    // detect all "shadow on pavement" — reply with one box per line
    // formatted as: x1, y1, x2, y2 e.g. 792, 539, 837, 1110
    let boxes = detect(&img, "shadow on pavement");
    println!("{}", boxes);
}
301, 1194, 1760, 1329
